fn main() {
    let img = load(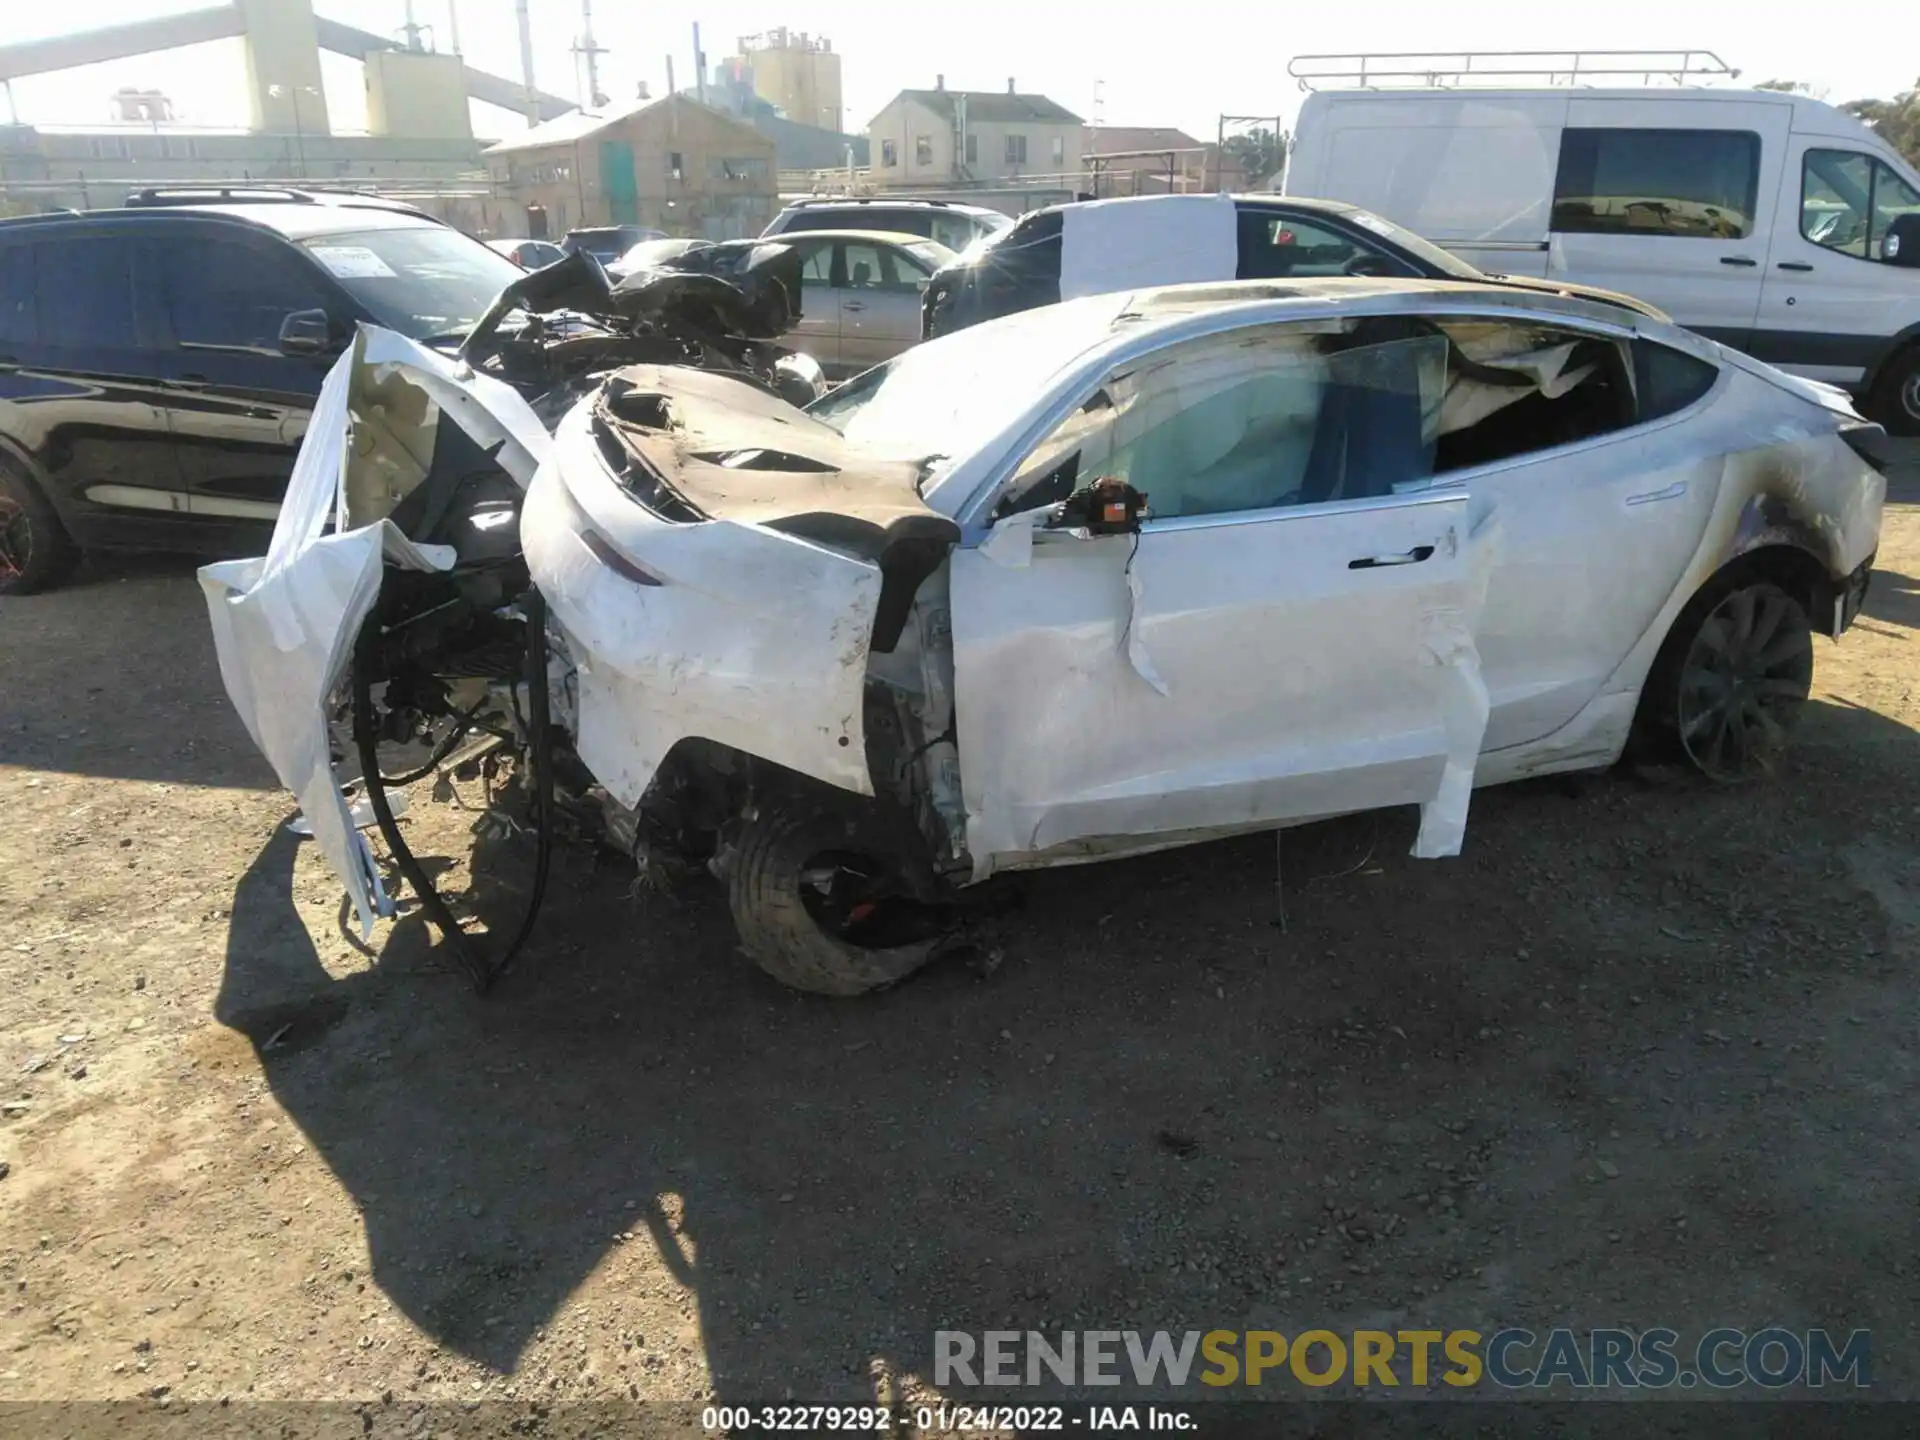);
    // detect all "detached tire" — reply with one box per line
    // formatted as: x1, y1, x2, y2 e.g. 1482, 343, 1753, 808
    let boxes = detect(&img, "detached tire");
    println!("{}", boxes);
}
0, 463, 80, 597
728, 797, 943, 997
1636, 575, 1814, 782
1870, 345, 1920, 438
